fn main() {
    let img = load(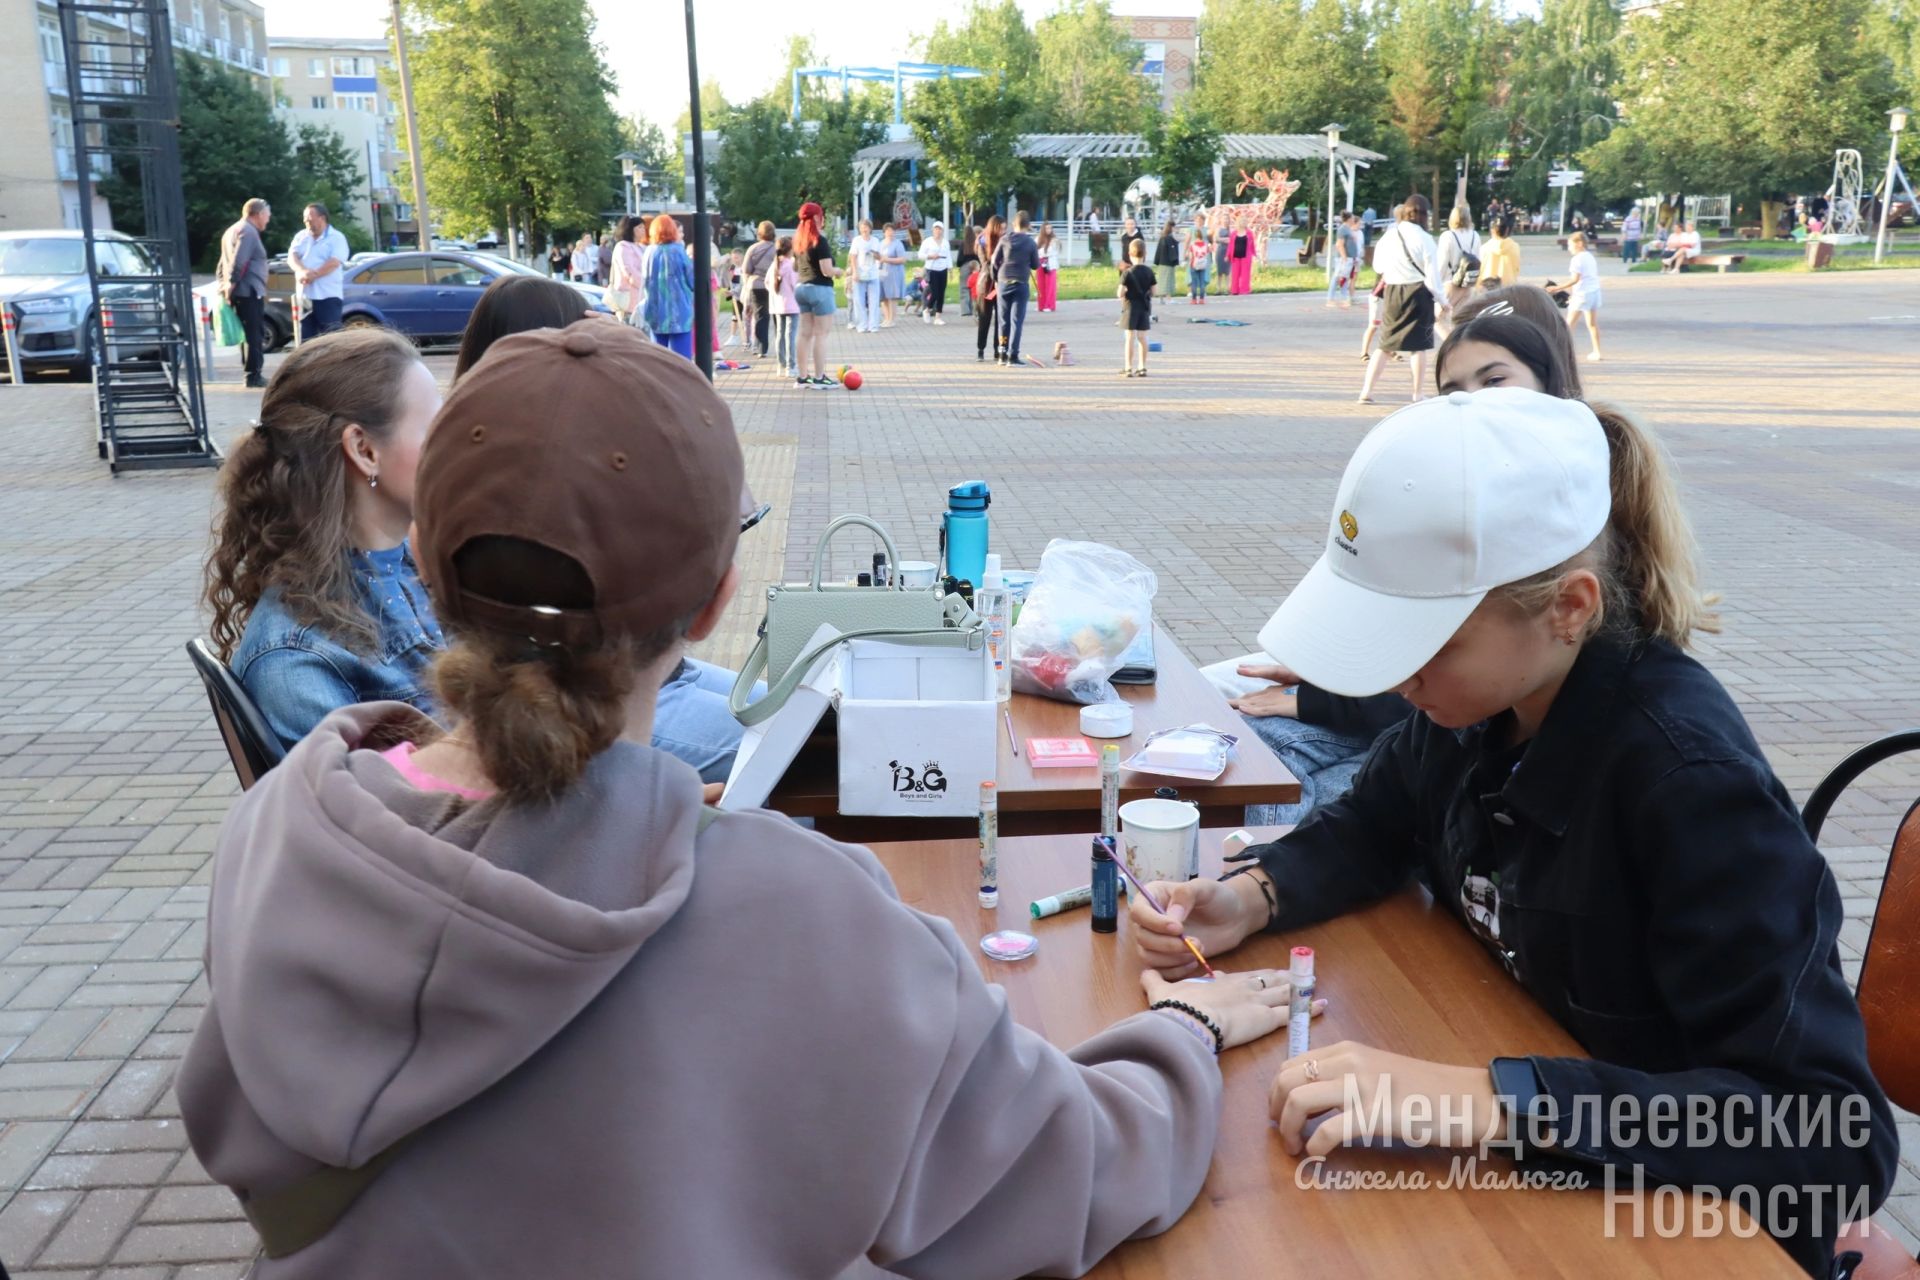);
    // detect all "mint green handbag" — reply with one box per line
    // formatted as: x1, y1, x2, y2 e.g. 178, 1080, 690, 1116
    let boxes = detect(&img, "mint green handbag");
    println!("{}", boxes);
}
729, 515, 983, 727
